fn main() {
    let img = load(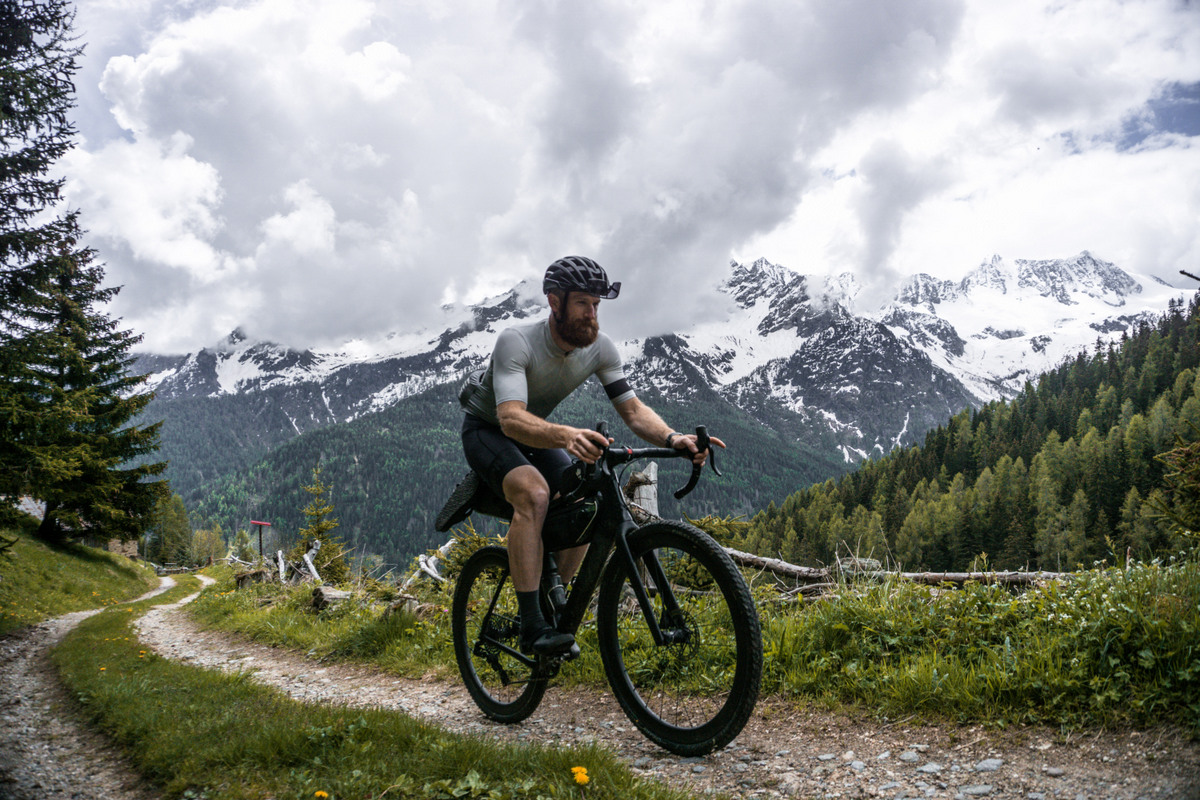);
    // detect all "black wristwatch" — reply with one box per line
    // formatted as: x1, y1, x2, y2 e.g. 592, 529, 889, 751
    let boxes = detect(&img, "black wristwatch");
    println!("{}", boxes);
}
664, 432, 682, 448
